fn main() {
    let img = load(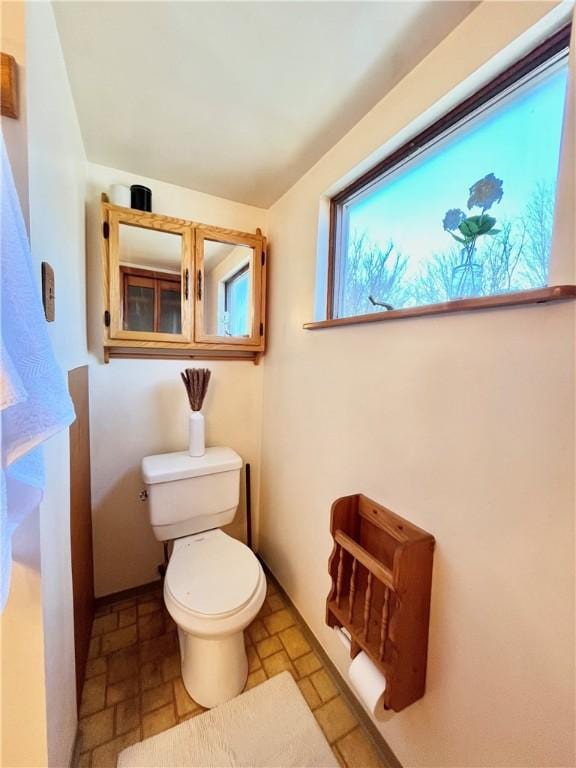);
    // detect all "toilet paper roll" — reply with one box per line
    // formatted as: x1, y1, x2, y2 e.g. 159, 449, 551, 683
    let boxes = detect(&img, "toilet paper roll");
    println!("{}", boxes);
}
109, 184, 131, 207
333, 627, 386, 715
348, 648, 387, 715
334, 625, 352, 651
